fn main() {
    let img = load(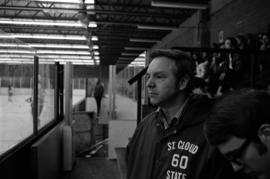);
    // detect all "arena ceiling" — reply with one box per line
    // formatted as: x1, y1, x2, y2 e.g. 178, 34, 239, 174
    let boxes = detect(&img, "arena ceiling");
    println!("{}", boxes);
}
0, 0, 208, 70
